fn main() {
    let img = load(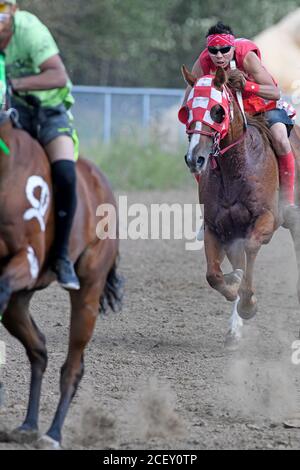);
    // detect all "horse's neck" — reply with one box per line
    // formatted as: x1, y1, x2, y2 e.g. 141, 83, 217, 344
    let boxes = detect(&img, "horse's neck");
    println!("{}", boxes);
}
0, 121, 12, 176
0, 119, 14, 191
225, 96, 245, 144
218, 97, 246, 177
